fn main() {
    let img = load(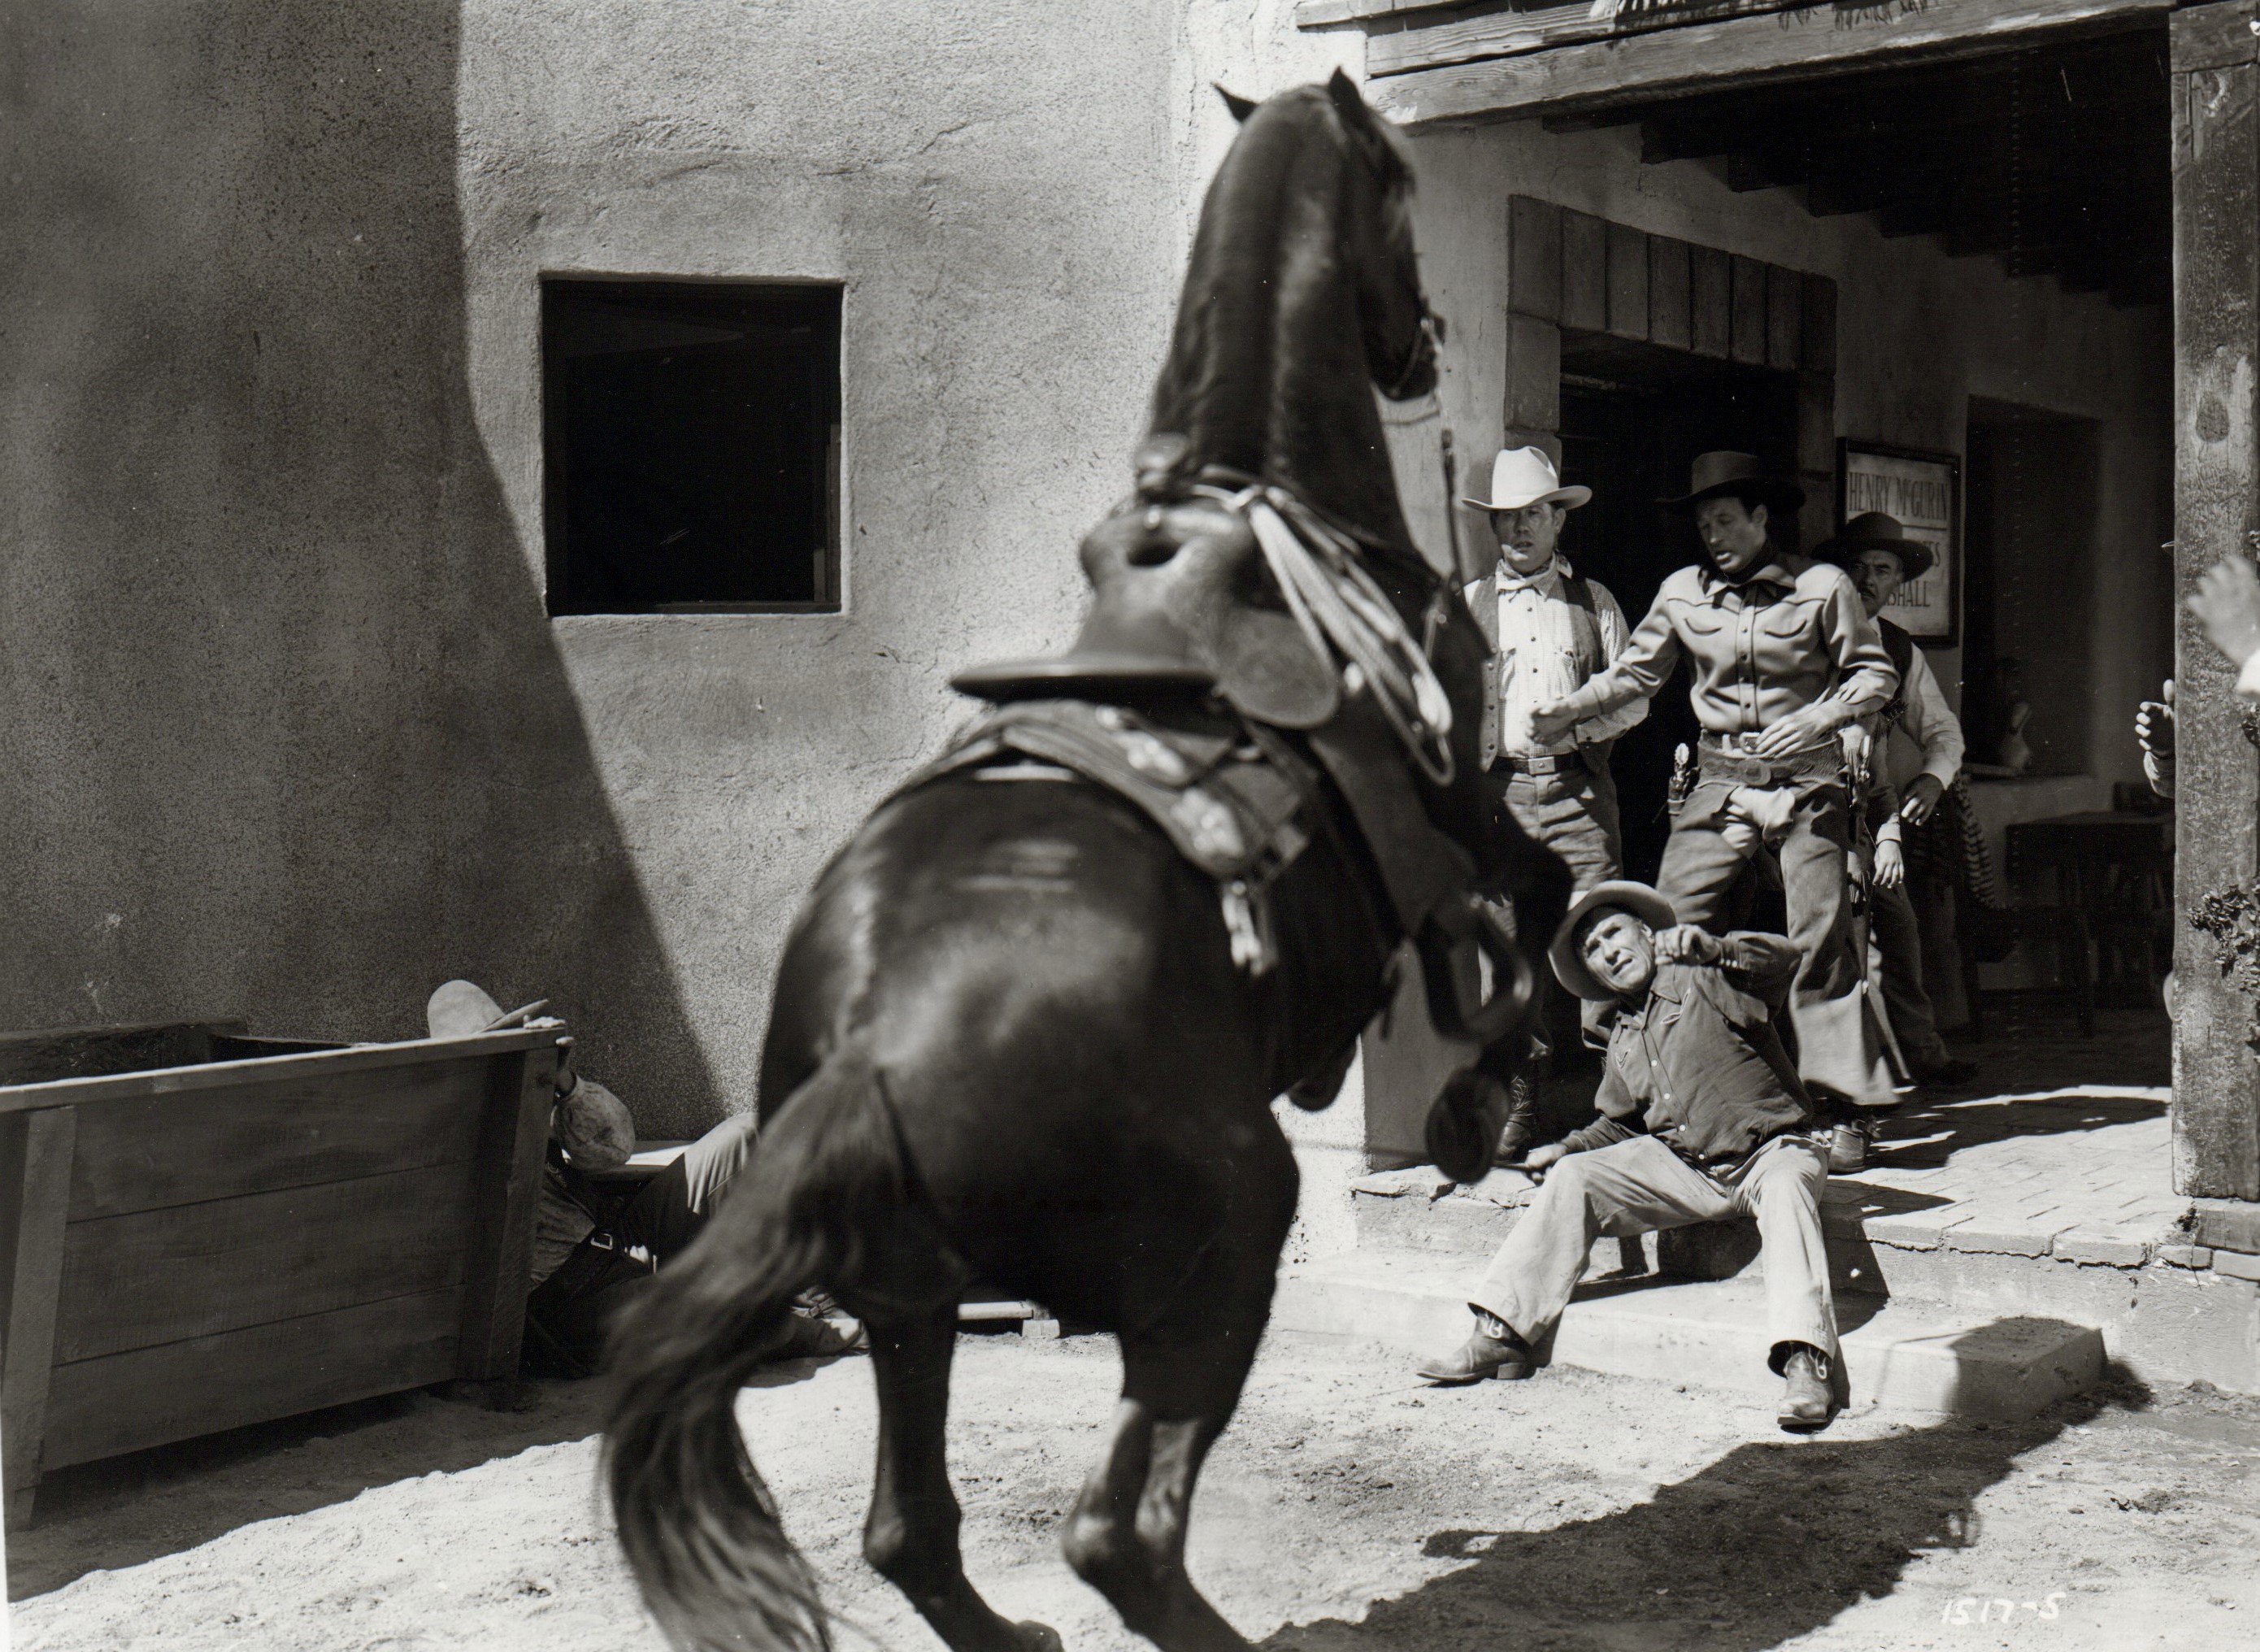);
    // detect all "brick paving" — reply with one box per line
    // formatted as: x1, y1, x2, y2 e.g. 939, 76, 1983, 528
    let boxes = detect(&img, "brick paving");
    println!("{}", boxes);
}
1848, 1006, 2183, 1263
